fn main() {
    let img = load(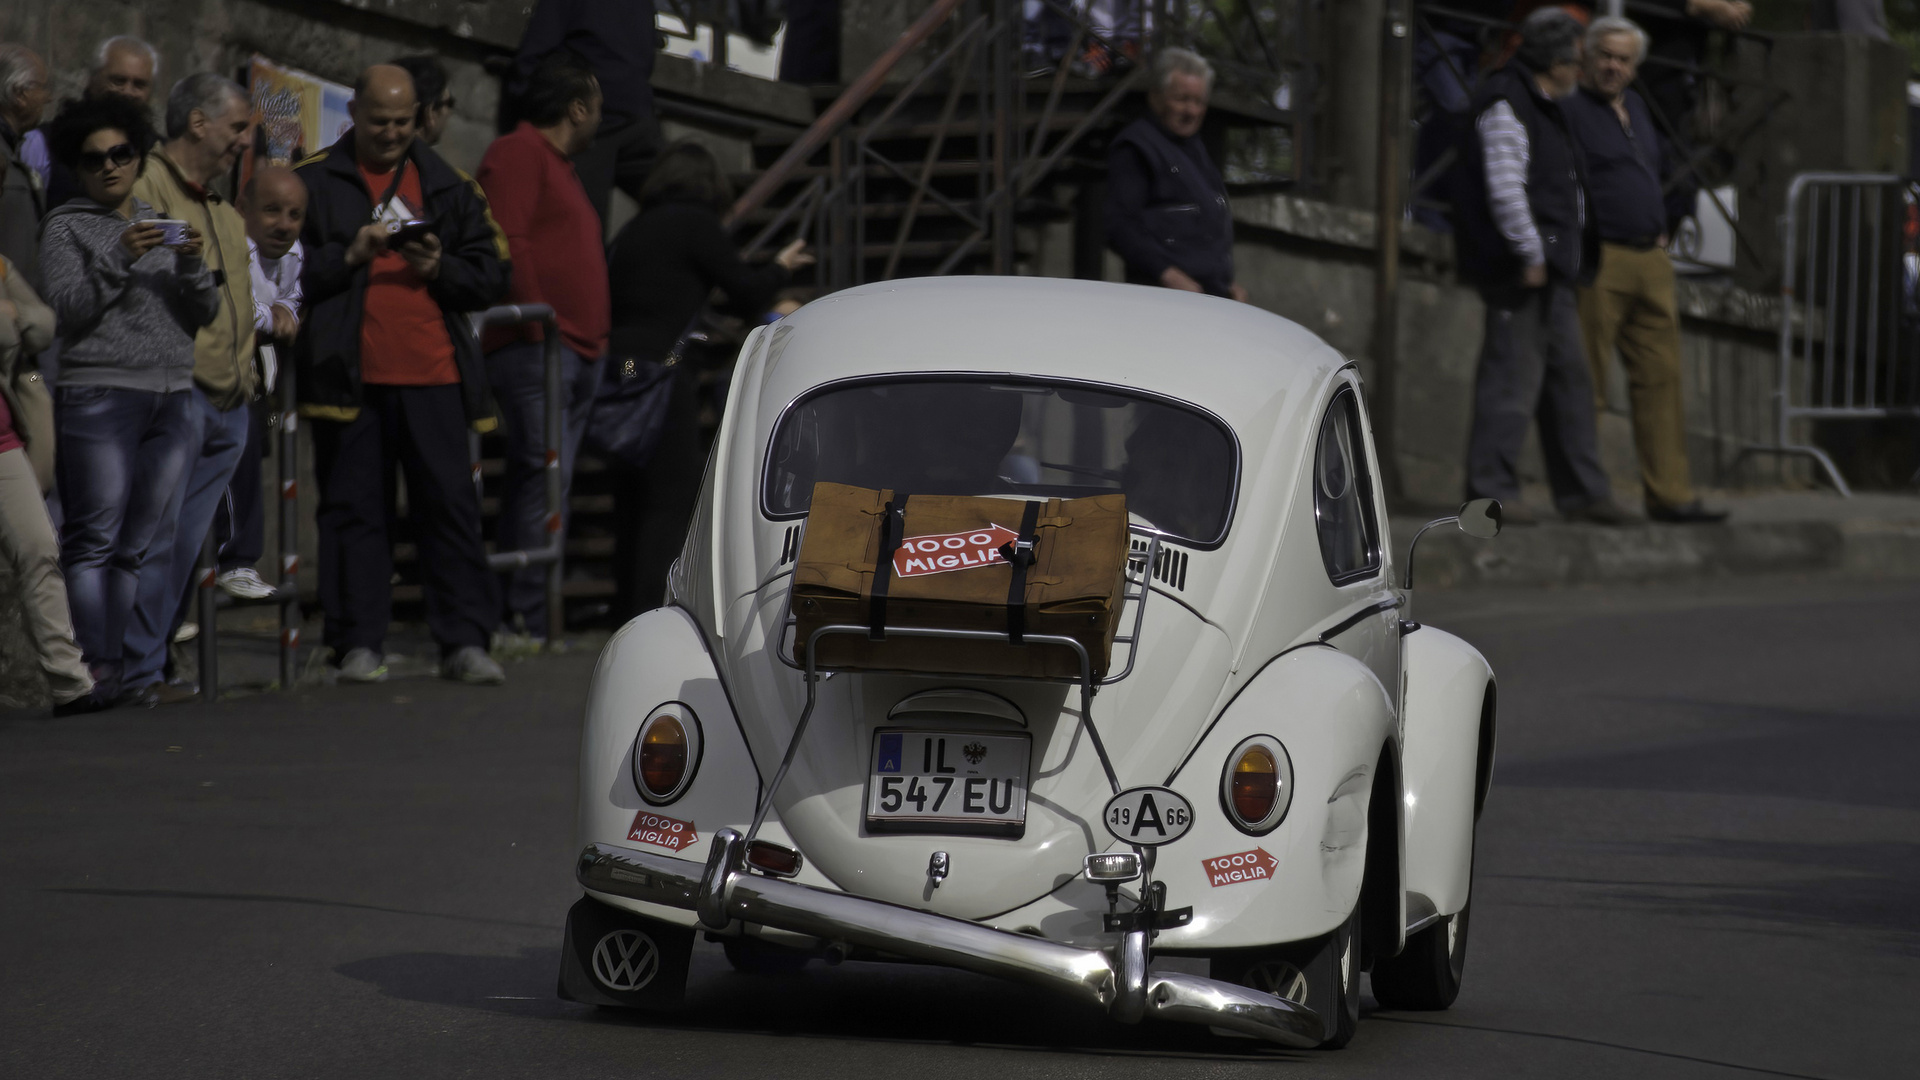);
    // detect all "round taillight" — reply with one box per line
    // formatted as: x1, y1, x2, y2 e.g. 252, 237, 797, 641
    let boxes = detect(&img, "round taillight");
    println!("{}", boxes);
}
631, 705, 702, 804
1221, 736, 1293, 834
1231, 747, 1278, 822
